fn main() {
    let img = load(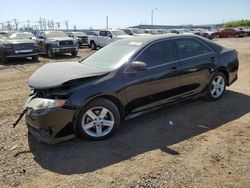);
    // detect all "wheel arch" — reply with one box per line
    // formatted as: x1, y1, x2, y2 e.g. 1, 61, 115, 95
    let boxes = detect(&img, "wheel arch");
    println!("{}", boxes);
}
217, 68, 229, 85
72, 94, 125, 137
